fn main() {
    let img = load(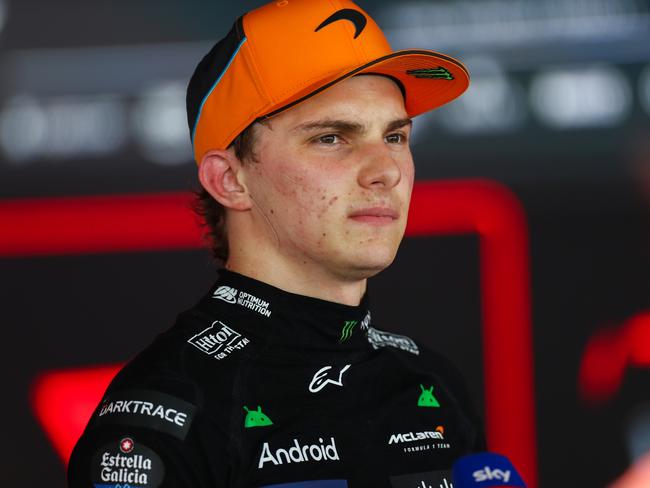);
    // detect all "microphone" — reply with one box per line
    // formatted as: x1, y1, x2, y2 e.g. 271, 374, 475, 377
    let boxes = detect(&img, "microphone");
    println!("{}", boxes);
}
452, 452, 527, 487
